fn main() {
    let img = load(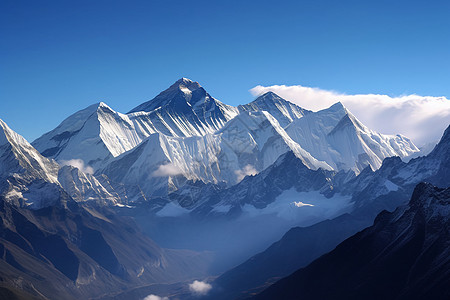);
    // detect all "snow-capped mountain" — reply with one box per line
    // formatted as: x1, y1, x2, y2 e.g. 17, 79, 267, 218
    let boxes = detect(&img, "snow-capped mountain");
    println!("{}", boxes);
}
32, 102, 147, 170
216, 111, 329, 171
254, 182, 450, 300
0, 119, 143, 209
238, 91, 311, 127
339, 124, 450, 216
33, 78, 239, 171
285, 102, 419, 173
0, 119, 64, 209
0, 119, 59, 184
32, 78, 419, 199
128, 78, 239, 132
100, 111, 331, 197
